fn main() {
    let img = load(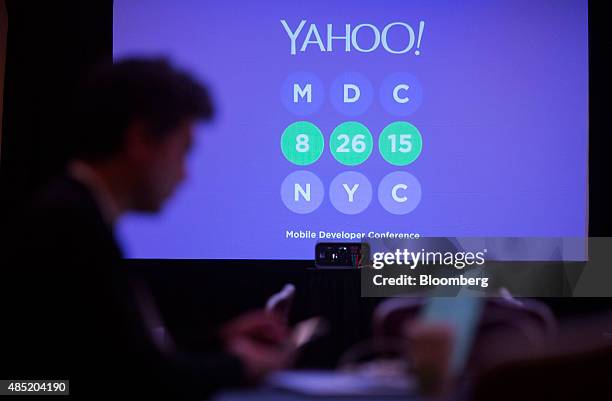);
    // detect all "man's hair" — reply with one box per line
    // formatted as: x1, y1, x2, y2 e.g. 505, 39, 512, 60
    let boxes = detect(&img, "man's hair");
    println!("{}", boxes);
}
72, 58, 214, 161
